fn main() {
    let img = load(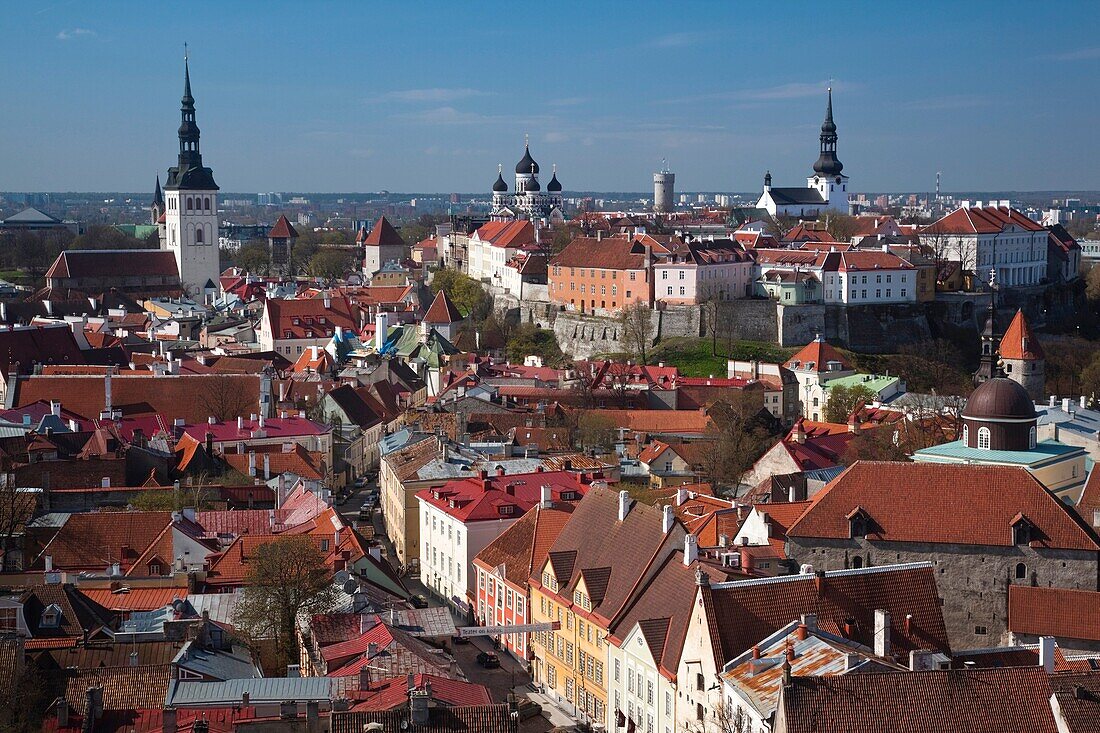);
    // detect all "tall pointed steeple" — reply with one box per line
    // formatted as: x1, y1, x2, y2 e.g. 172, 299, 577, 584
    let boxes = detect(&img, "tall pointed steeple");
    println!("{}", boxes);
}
812, 87, 843, 176
152, 175, 164, 207
165, 46, 217, 191
973, 274, 999, 385
178, 47, 202, 167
